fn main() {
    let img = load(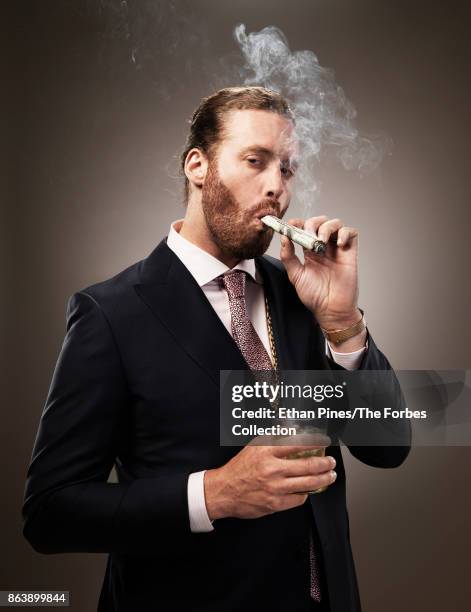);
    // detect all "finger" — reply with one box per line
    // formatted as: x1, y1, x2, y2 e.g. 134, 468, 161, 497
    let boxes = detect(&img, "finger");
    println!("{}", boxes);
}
336, 226, 359, 248
288, 216, 330, 236
287, 218, 305, 227
303, 215, 329, 236
279, 233, 303, 284
280, 455, 336, 477
316, 218, 344, 243
280, 470, 338, 495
